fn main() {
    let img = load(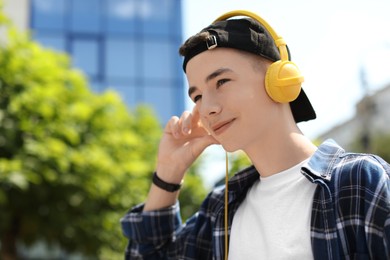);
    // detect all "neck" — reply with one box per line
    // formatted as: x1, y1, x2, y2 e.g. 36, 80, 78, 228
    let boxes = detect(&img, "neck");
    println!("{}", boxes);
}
244, 126, 317, 178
